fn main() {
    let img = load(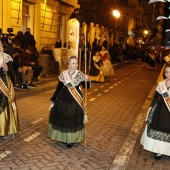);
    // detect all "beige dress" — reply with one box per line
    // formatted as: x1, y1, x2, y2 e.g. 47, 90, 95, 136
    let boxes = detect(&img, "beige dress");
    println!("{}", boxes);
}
100, 50, 114, 76
0, 52, 19, 136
